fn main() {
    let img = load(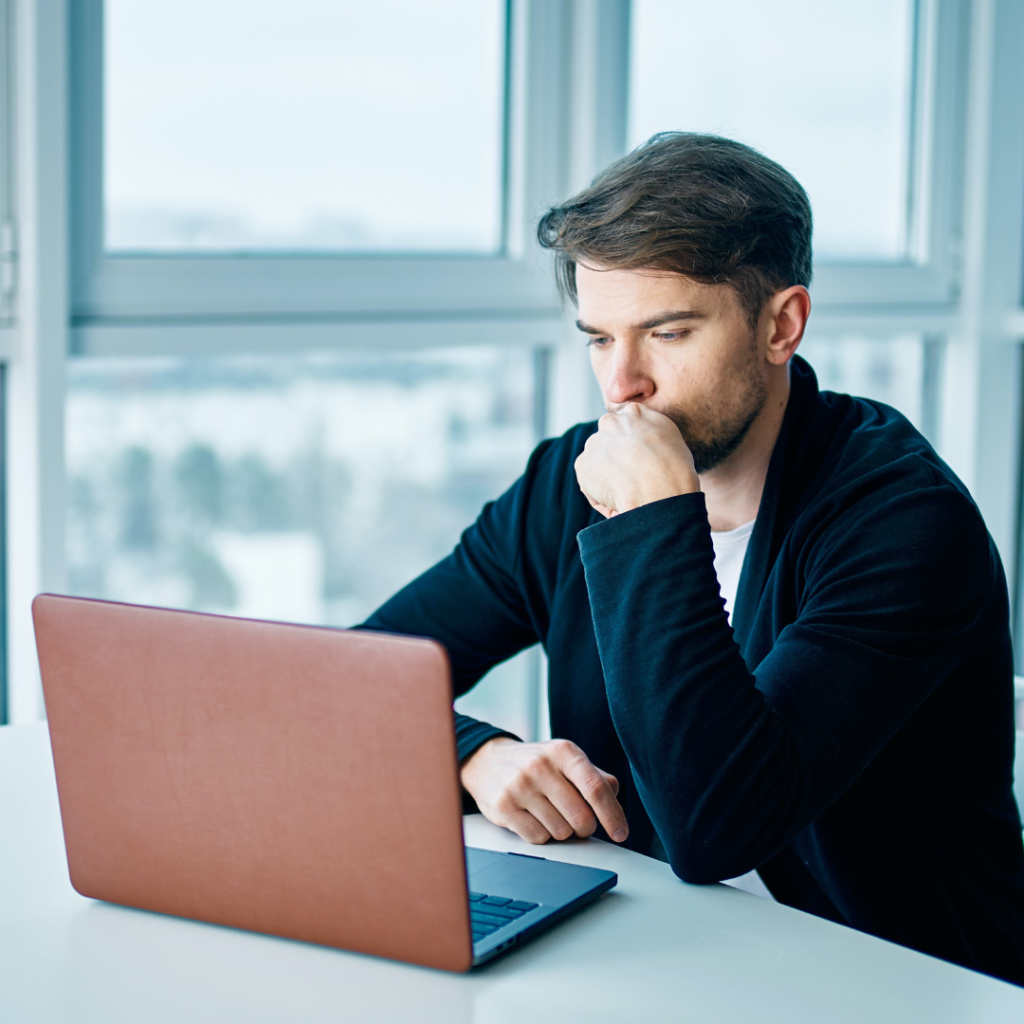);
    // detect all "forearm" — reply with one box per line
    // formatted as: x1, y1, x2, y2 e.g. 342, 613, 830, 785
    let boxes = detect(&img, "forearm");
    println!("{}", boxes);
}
577, 493, 810, 881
